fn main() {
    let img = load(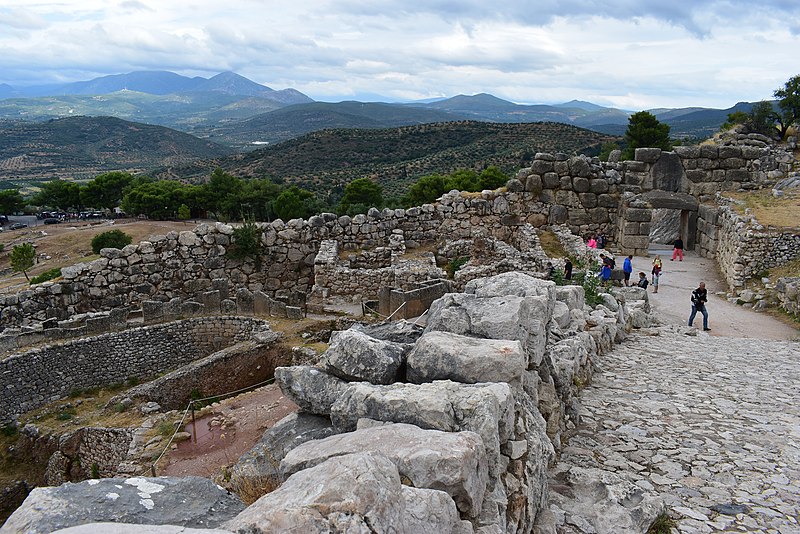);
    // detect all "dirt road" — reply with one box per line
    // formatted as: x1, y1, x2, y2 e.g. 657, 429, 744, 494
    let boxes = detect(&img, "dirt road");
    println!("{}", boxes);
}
629, 248, 798, 341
